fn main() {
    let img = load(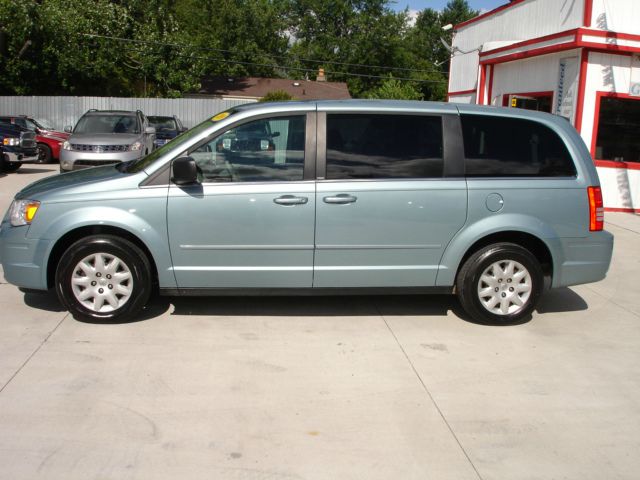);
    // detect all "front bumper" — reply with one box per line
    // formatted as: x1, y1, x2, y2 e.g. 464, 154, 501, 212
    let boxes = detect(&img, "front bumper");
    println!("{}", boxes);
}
59, 149, 142, 171
4, 149, 39, 164
0, 219, 51, 291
